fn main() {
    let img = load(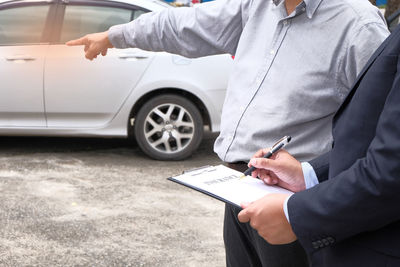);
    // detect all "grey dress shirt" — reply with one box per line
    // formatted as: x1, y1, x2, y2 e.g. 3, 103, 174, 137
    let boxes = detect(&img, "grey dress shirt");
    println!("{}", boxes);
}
109, 0, 389, 162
